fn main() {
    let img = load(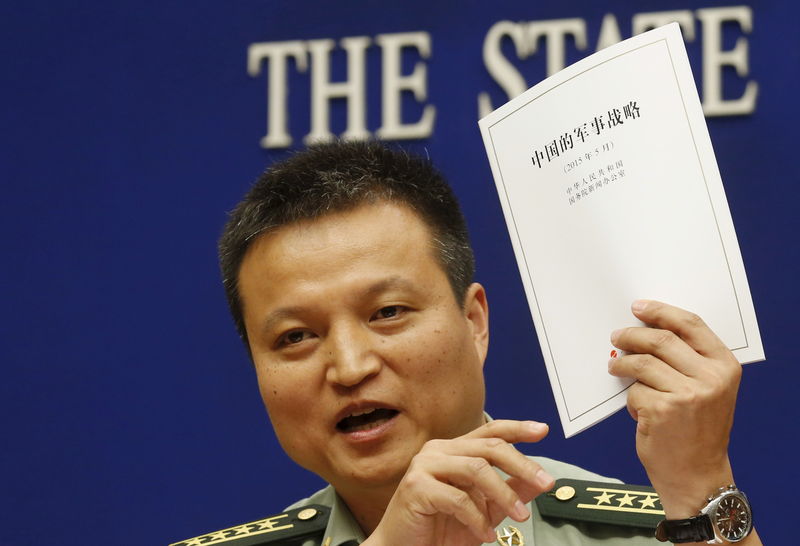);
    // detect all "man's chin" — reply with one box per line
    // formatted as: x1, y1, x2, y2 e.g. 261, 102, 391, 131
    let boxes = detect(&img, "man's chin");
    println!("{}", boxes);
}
328, 452, 411, 492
